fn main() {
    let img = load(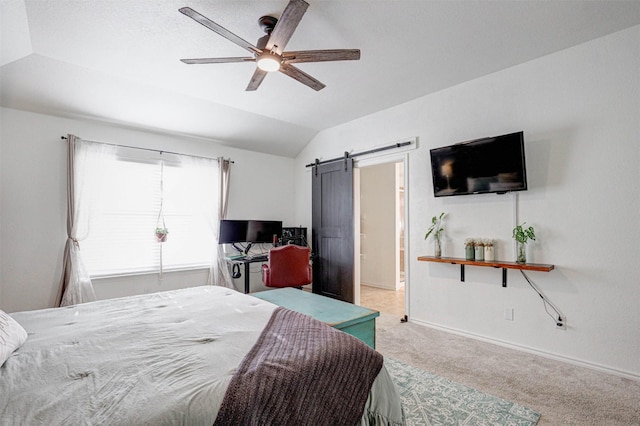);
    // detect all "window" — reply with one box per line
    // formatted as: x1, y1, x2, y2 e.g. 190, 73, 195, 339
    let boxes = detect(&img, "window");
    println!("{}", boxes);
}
80, 148, 219, 277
